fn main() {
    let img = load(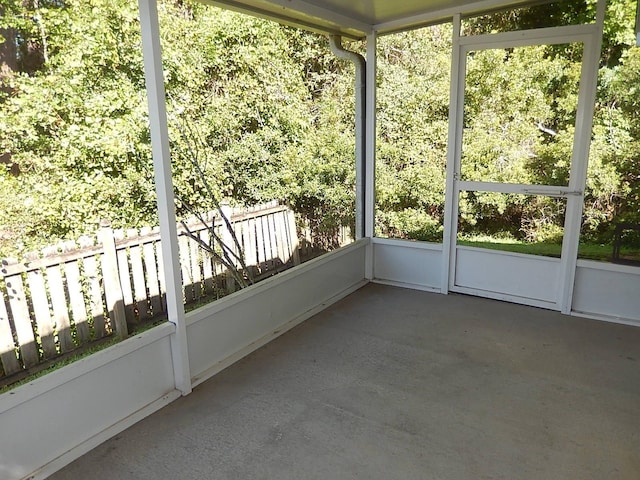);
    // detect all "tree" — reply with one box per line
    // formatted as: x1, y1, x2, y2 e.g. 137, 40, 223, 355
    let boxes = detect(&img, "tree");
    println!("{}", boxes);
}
0, 0, 356, 257
2, 0, 638, 260
376, 25, 451, 241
